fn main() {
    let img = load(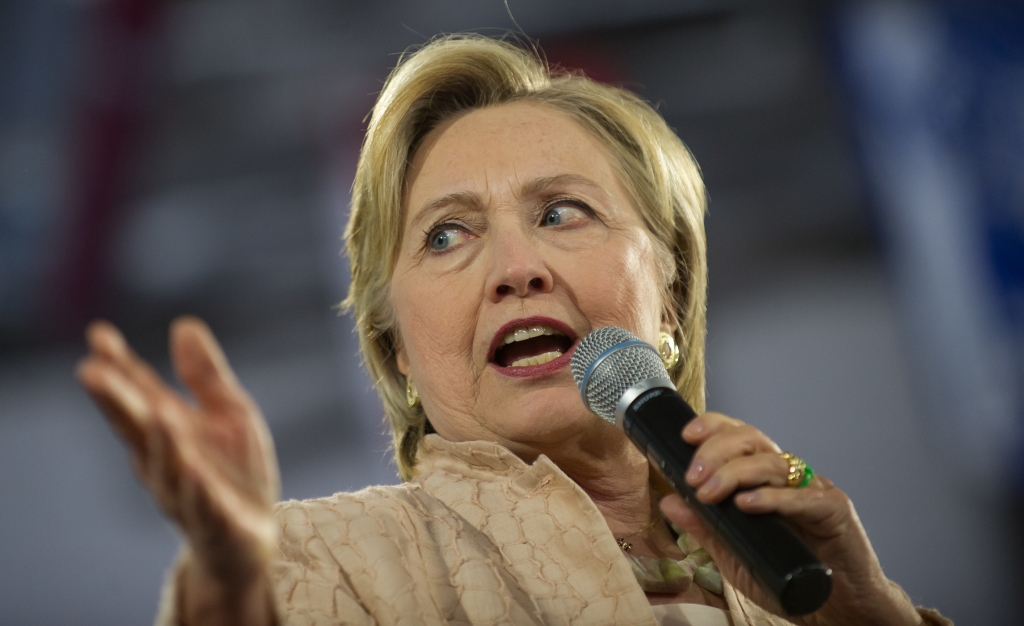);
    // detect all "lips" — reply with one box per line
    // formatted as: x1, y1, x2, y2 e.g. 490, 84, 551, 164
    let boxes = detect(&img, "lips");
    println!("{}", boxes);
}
488, 316, 578, 378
